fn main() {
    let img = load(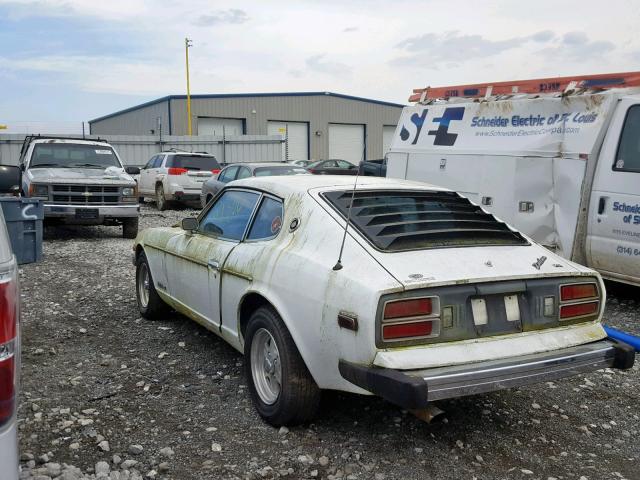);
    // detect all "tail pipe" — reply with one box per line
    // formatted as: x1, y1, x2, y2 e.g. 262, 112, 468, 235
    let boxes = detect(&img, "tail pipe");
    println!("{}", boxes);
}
604, 326, 640, 352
